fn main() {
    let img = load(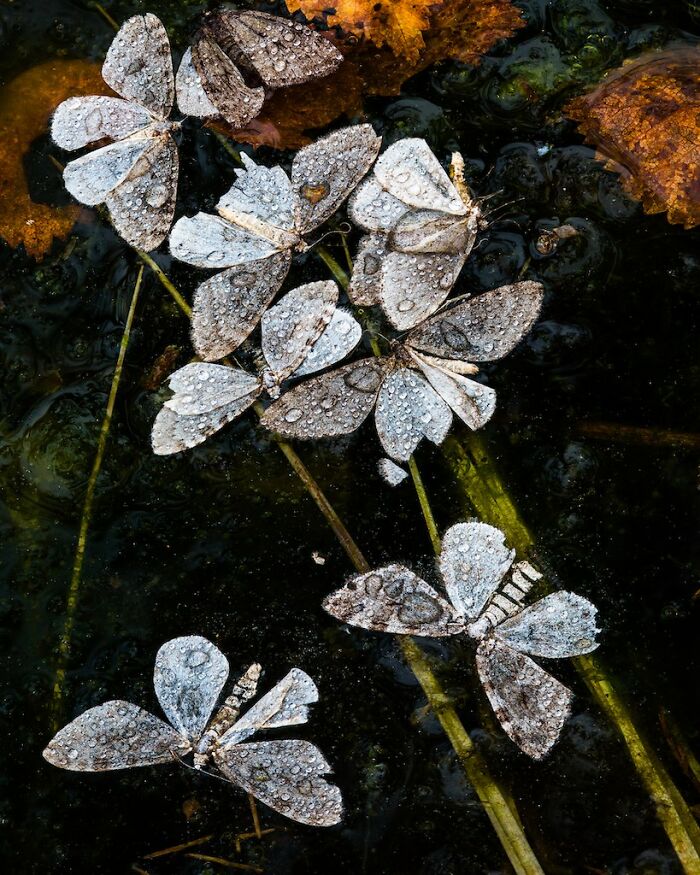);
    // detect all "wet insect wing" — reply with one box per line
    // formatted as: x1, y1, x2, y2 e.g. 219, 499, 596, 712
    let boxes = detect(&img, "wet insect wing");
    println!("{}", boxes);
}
293, 308, 363, 380
377, 458, 409, 486
494, 592, 600, 659
102, 14, 175, 120
323, 564, 465, 637
213, 739, 343, 827
205, 9, 343, 90
51, 96, 153, 151
406, 281, 545, 363
379, 251, 467, 330
261, 357, 388, 440
346, 234, 388, 307
411, 351, 497, 432
348, 179, 409, 234
191, 33, 265, 128
169, 212, 280, 269
175, 48, 220, 119
439, 522, 516, 621
475, 637, 573, 759
43, 701, 191, 771
390, 209, 476, 255
62, 136, 152, 207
